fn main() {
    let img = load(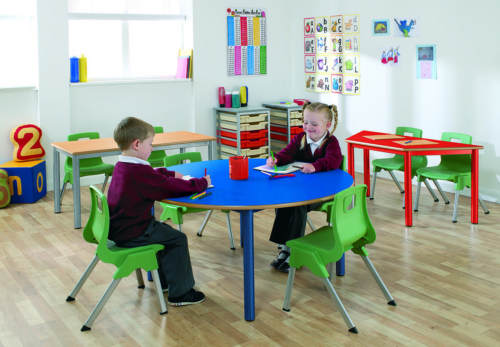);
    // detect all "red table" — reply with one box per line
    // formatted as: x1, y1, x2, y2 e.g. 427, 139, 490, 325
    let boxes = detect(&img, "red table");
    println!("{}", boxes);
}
345, 131, 483, 227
